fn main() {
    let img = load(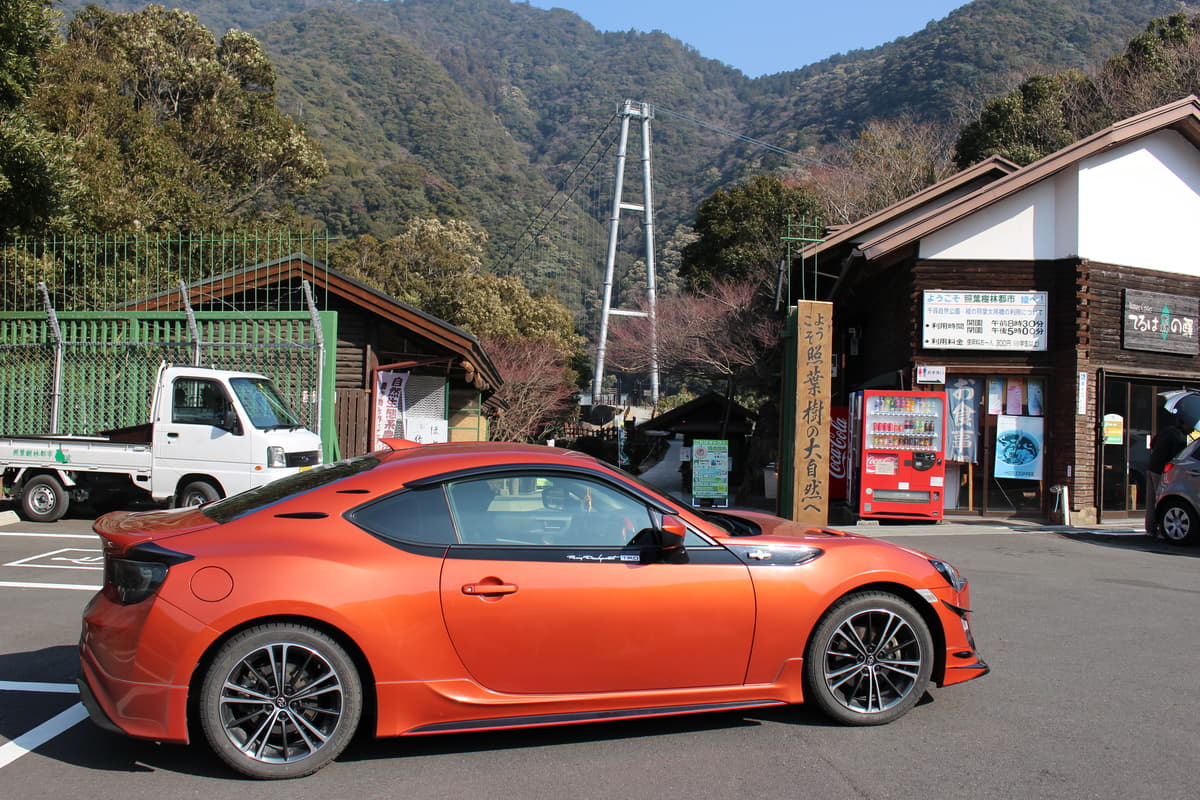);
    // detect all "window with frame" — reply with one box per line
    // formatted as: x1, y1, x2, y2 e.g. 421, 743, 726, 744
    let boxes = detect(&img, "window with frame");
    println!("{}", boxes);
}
172, 378, 232, 427
445, 473, 654, 548
350, 485, 458, 545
